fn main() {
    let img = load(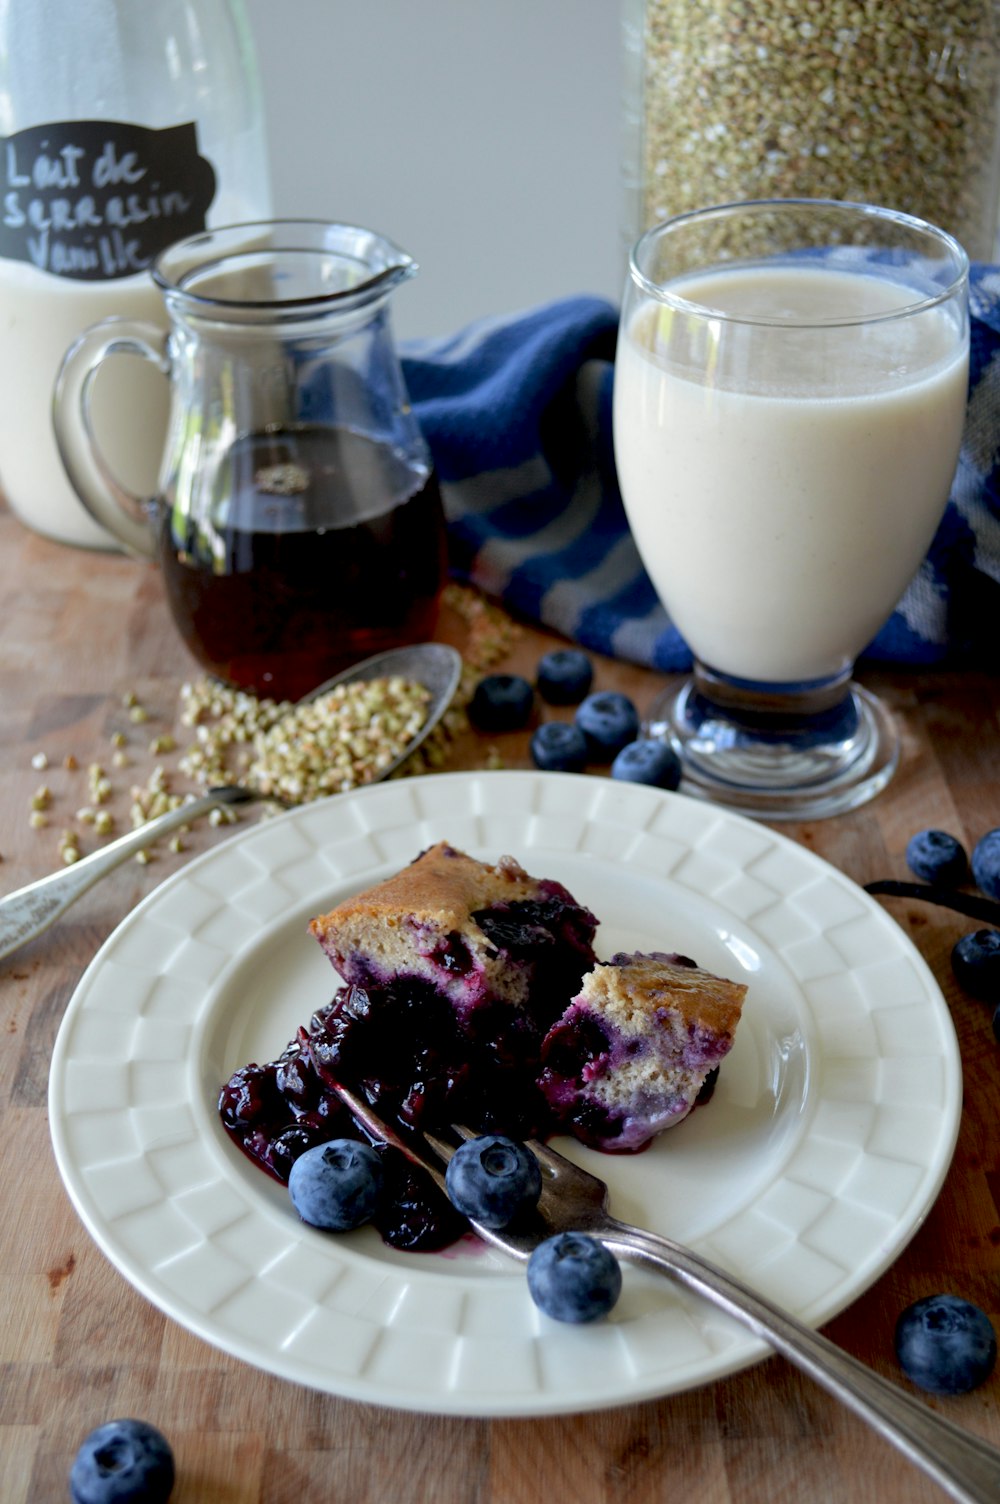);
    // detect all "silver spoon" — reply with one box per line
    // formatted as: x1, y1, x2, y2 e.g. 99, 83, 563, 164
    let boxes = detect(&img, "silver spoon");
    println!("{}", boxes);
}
0, 642, 462, 963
